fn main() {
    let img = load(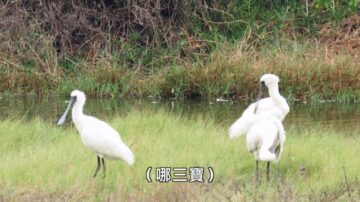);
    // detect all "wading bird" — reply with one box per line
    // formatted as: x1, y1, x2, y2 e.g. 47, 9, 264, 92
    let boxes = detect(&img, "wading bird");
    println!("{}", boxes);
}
228, 74, 289, 139
57, 90, 134, 178
228, 74, 289, 180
